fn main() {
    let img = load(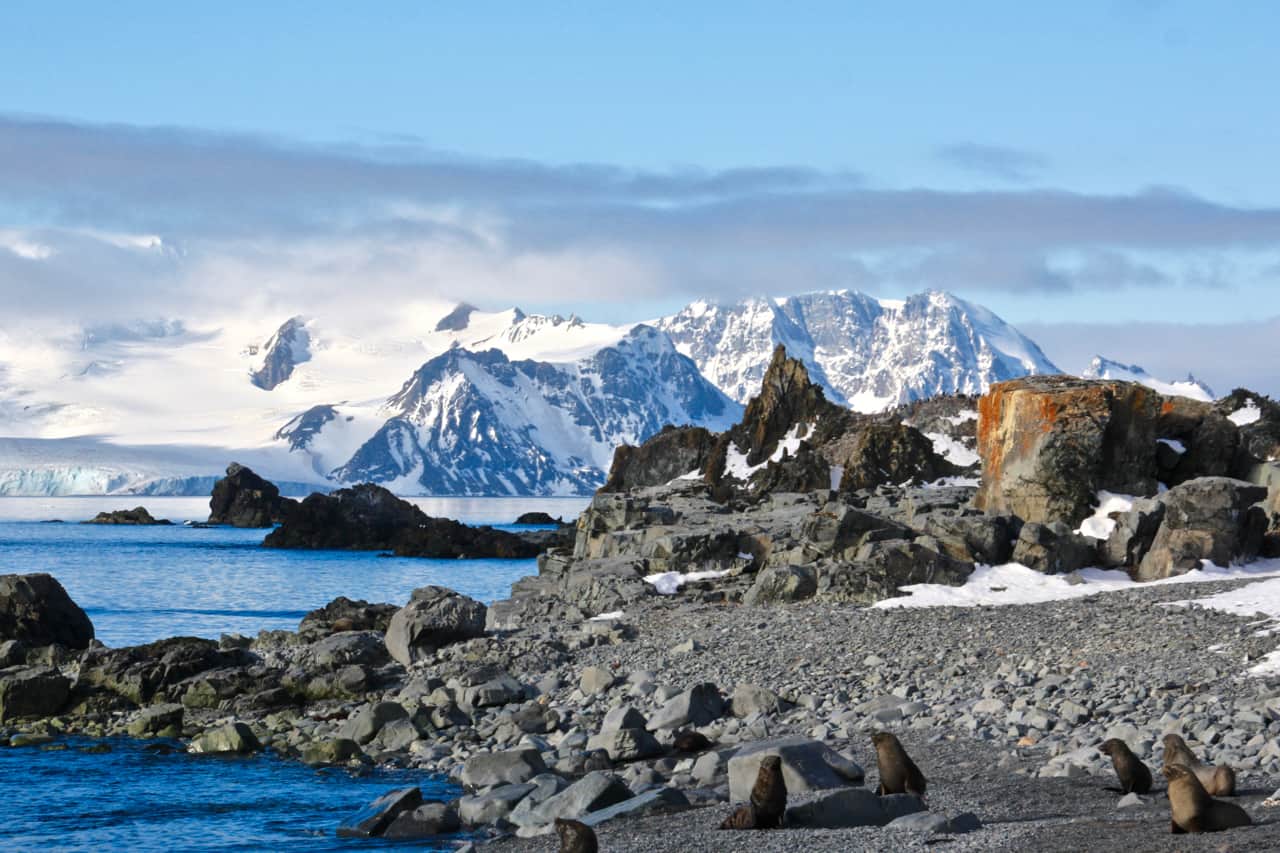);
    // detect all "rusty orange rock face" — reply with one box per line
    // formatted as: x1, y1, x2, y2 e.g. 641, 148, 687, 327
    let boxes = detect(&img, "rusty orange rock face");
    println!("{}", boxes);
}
975, 376, 1162, 525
